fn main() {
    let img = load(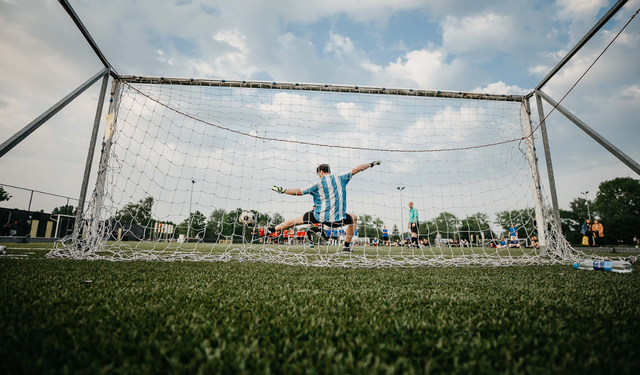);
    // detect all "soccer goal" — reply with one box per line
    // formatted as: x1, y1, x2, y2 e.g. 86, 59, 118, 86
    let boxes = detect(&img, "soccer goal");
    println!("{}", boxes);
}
50, 76, 577, 267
